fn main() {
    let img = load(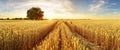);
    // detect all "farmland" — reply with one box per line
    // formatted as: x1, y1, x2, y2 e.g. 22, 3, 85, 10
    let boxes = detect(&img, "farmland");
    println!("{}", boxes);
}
0, 20, 120, 50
